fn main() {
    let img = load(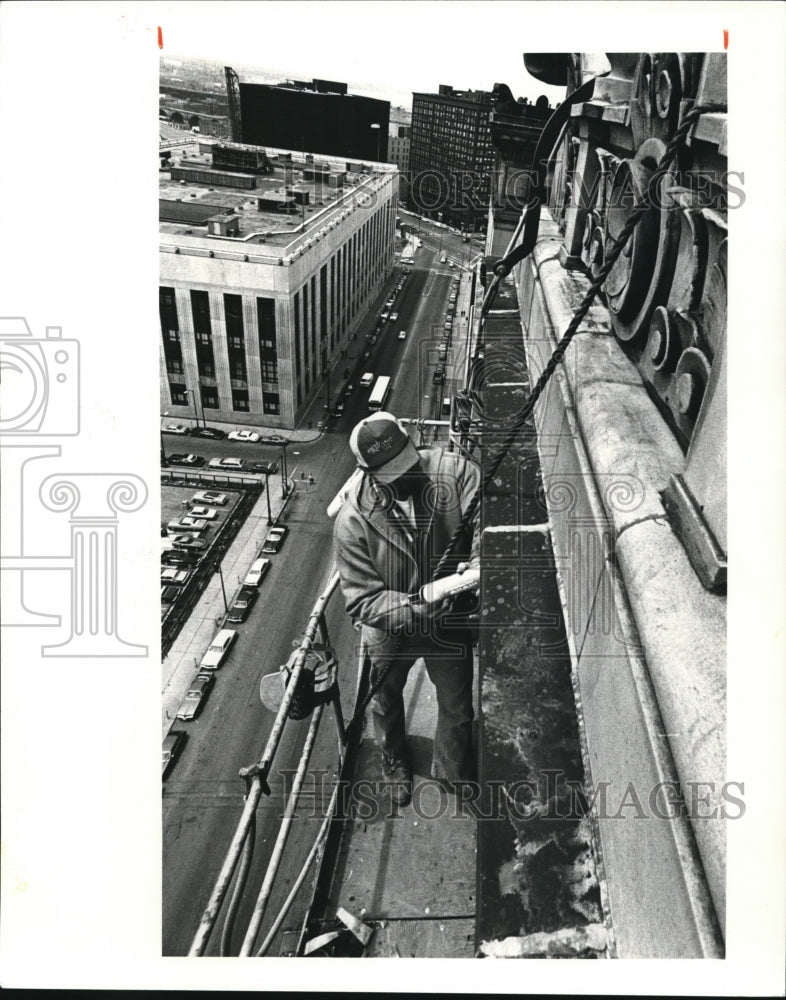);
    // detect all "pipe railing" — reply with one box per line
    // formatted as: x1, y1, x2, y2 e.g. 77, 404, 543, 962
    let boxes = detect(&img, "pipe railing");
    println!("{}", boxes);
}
188, 570, 346, 957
